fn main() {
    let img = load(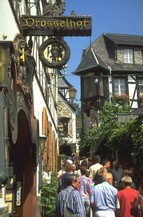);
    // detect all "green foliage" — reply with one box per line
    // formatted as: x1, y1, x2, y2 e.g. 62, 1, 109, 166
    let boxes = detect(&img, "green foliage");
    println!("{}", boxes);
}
130, 118, 143, 154
79, 97, 143, 156
40, 173, 59, 217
